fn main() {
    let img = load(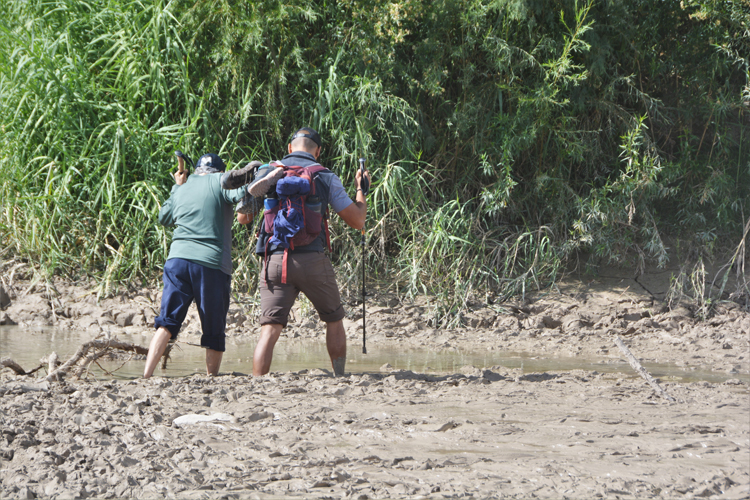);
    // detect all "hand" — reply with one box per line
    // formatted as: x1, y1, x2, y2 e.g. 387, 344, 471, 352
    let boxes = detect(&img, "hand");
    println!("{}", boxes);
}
355, 168, 371, 192
174, 169, 188, 185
